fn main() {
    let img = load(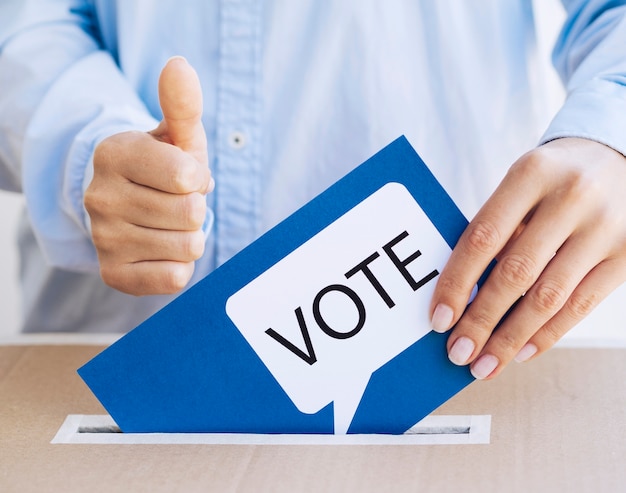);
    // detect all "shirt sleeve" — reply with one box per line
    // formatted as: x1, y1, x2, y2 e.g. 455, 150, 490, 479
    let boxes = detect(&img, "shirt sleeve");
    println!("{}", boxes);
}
541, 1, 626, 156
0, 0, 158, 272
